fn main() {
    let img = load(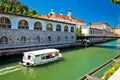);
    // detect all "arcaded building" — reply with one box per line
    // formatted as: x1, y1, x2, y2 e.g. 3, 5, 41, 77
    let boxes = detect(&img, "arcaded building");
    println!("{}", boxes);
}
0, 12, 77, 49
